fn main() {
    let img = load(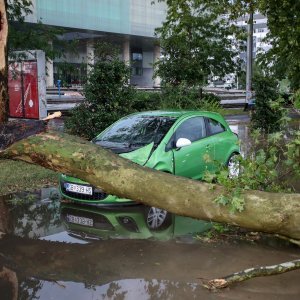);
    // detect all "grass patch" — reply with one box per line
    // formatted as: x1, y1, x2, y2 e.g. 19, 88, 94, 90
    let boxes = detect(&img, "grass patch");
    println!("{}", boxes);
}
0, 159, 59, 196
